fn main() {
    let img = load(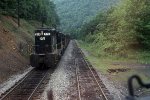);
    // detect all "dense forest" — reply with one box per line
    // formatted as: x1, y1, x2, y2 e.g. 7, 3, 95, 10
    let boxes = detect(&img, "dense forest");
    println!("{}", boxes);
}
0, 0, 59, 27
54, 0, 118, 36
80, 0, 150, 56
